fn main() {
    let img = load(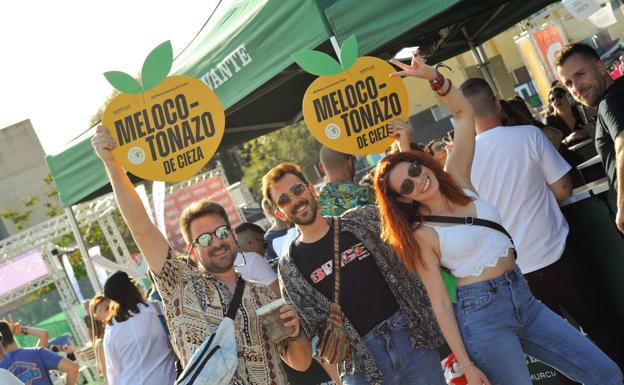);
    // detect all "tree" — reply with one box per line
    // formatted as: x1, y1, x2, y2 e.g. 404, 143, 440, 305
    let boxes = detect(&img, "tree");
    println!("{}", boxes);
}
240, 122, 322, 201
43, 173, 62, 217
0, 195, 39, 230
